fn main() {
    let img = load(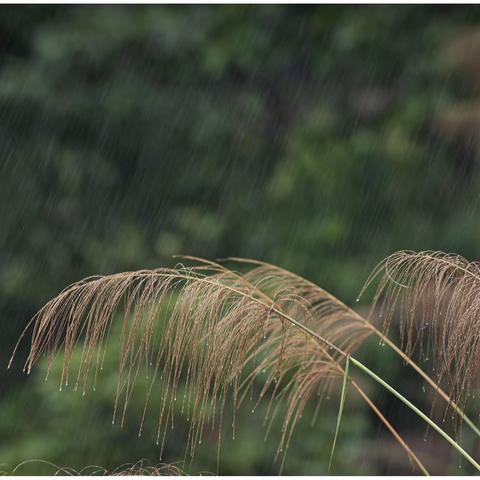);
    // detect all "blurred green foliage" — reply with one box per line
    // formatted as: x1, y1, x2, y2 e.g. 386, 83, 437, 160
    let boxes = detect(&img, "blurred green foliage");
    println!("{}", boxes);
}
1, 5, 480, 474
